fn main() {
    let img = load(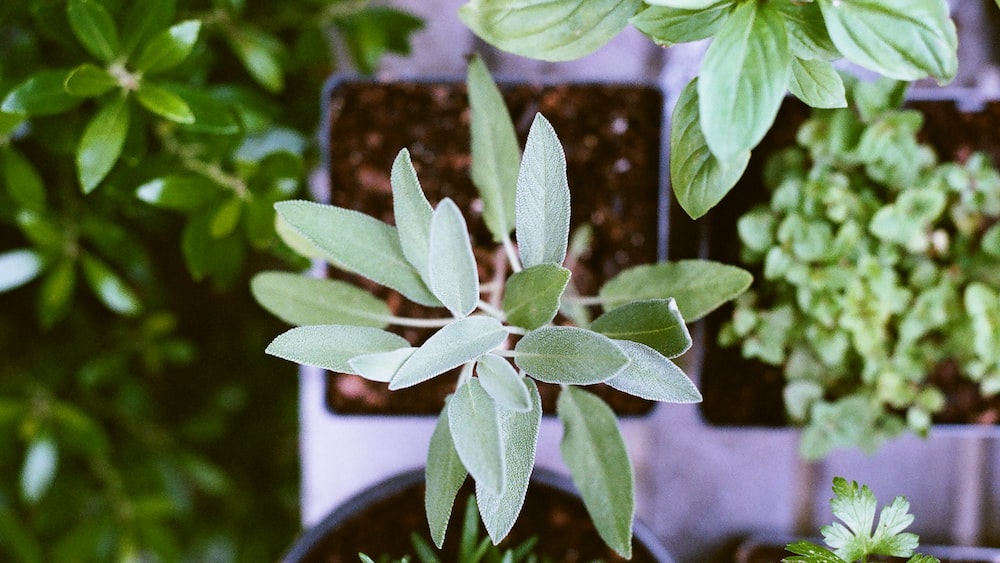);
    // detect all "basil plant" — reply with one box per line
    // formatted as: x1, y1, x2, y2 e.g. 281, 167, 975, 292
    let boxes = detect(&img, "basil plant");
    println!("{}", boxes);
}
252, 56, 751, 557
459, 0, 962, 219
